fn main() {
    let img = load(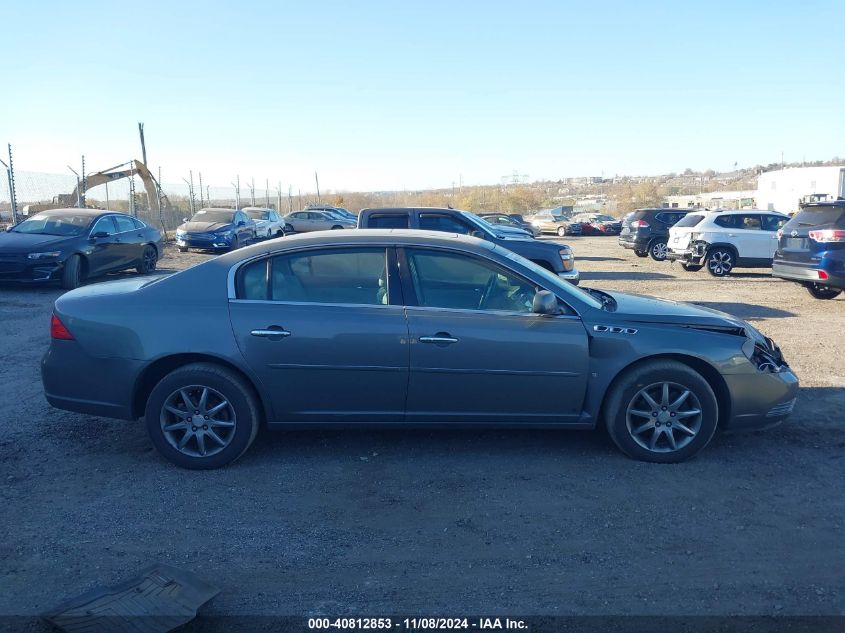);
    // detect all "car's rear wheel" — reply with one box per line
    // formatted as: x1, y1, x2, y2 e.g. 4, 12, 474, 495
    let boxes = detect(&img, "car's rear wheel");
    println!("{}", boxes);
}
145, 363, 260, 469
61, 254, 83, 289
275, 229, 284, 238
681, 263, 703, 272
557, 226, 567, 237
706, 248, 734, 277
805, 283, 842, 300
331, 225, 343, 230
649, 240, 668, 261
136, 245, 157, 274
634, 249, 648, 257
604, 360, 718, 463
